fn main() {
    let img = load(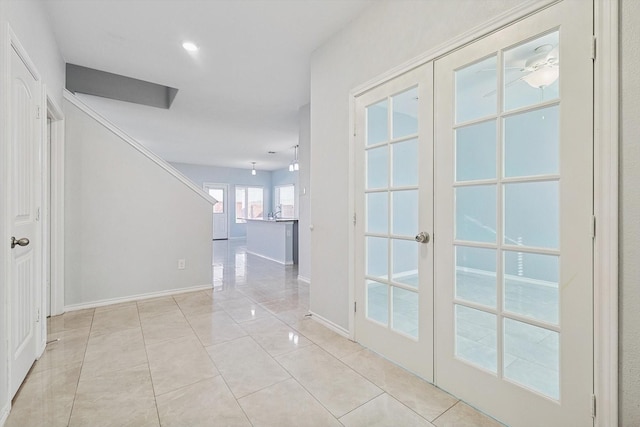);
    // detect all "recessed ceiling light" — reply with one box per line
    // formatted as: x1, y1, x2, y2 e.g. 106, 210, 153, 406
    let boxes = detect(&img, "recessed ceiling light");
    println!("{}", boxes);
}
182, 41, 199, 52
